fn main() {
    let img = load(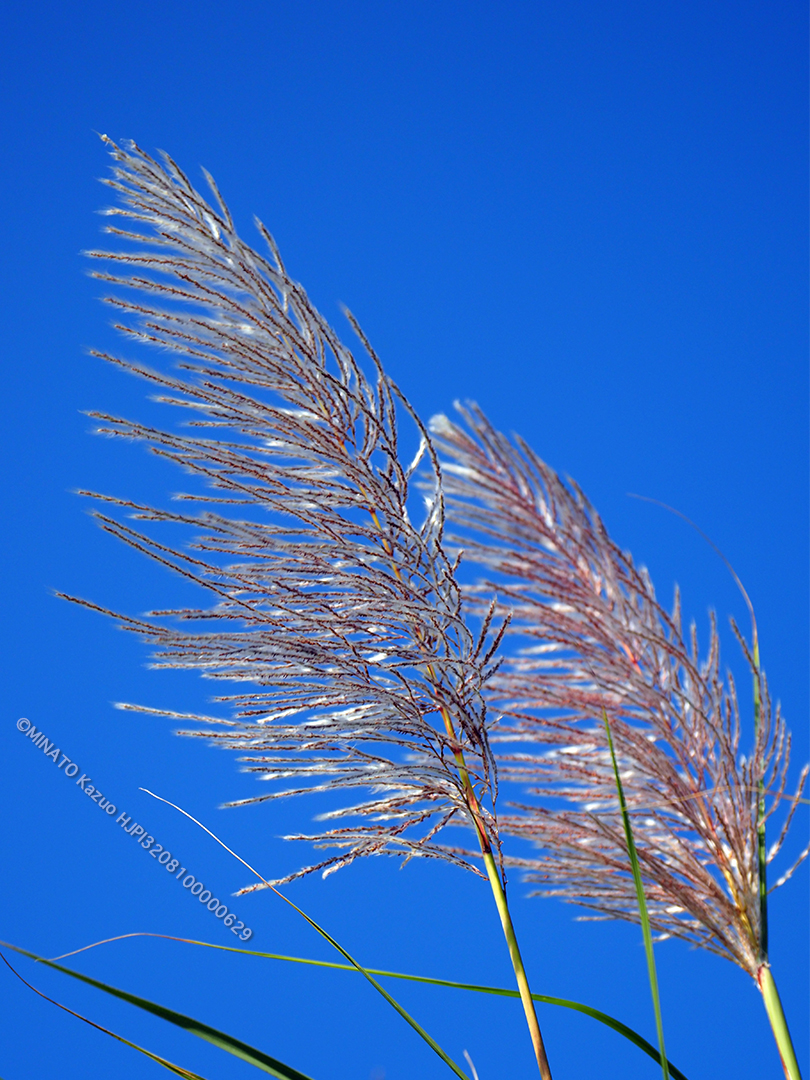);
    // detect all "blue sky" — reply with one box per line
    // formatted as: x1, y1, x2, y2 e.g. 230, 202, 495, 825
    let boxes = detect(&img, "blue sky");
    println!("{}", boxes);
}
1, 2, 807, 1079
